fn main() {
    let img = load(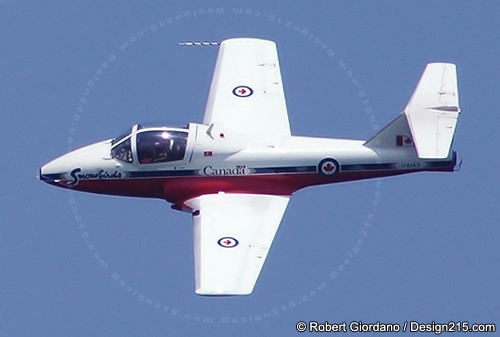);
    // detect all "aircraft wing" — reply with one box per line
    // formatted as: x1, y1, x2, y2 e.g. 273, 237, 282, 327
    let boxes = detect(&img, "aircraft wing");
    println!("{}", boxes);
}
203, 38, 291, 138
184, 193, 290, 295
